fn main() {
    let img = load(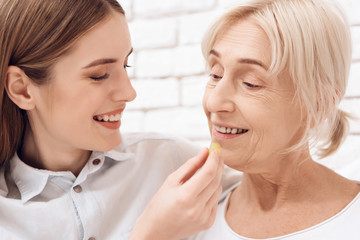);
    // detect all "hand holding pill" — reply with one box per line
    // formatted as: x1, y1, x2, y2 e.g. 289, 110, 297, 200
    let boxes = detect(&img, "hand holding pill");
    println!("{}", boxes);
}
131, 146, 224, 240
209, 142, 221, 154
